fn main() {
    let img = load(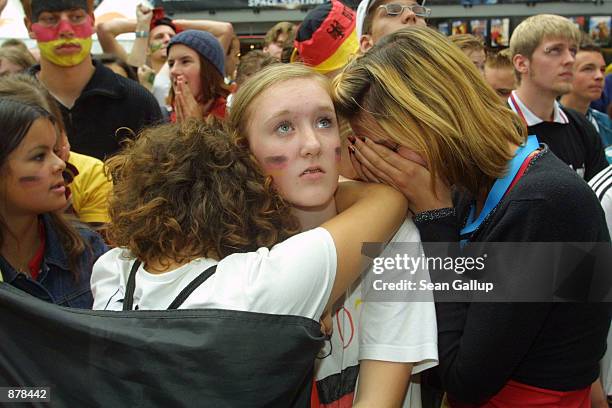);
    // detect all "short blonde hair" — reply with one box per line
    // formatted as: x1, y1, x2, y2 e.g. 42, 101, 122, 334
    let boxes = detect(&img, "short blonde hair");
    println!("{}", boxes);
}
333, 26, 526, 198
264, 22, 295, 46
510, 14, 580, 61
0, 47, 35, 72
228, 63, 332, 142
485, 48, 513, 70
449, 34, 485, 53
